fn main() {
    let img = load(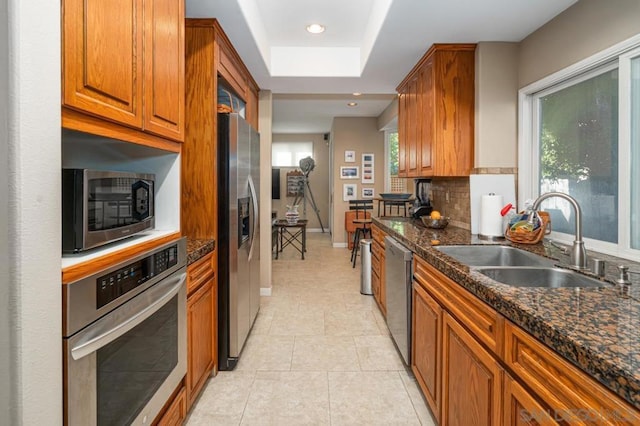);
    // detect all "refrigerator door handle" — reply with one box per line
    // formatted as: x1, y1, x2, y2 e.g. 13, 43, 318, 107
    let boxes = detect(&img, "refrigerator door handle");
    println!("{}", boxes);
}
247, 174, 259, 261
